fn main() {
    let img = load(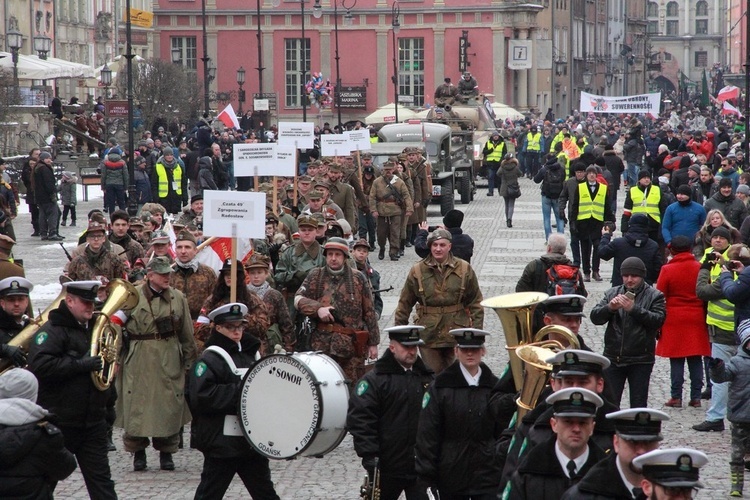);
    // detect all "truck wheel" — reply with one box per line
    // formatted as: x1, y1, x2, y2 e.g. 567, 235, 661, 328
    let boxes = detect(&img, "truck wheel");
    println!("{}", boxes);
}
459, 174, 471, 204
440, 178, 455, 216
